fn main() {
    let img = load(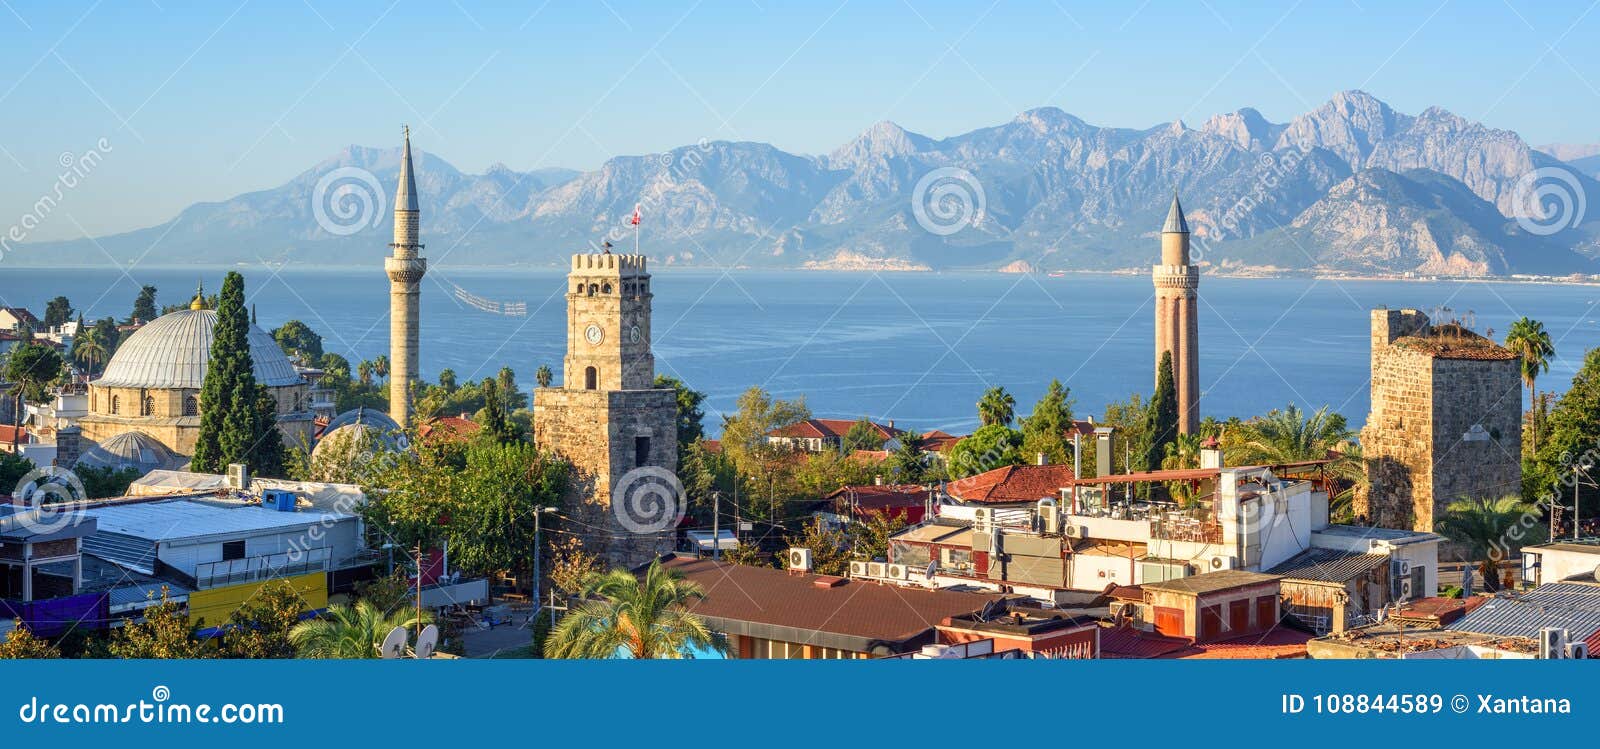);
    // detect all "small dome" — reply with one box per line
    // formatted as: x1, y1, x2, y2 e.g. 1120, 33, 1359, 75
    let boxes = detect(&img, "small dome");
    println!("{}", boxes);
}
94, 309, 303, 390
312, 408, 404, 461
77, 431, 181, 474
